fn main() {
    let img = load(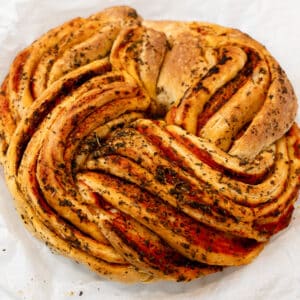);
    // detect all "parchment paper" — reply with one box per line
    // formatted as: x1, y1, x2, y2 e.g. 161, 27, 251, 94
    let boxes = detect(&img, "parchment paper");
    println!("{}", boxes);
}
0, 1, 300, 299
